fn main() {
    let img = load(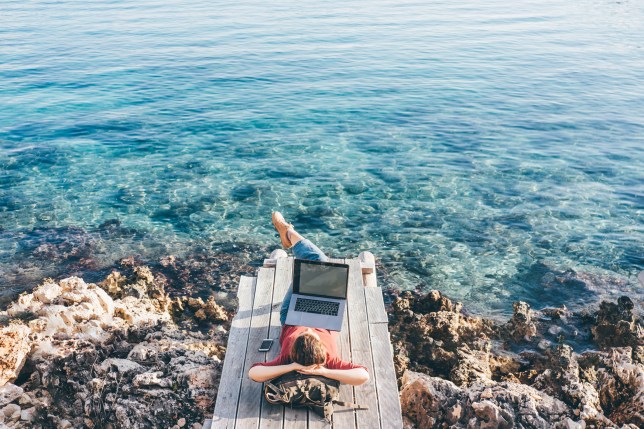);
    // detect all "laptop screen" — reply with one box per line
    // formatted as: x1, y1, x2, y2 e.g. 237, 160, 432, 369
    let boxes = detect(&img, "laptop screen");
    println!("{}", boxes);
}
294, 260, 349, 299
